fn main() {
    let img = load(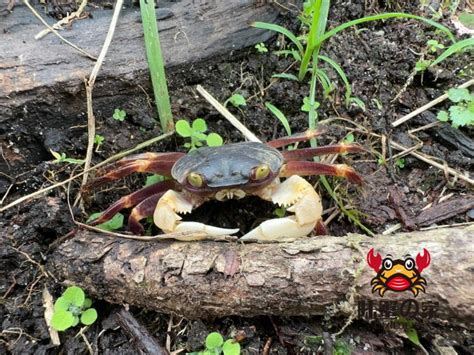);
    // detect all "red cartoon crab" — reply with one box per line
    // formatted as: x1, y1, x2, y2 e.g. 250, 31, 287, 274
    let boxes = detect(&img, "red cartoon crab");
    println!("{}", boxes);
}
367, 248, 431, 297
